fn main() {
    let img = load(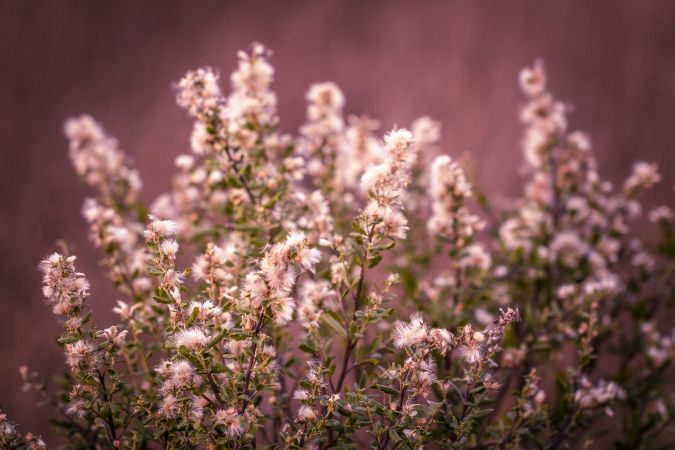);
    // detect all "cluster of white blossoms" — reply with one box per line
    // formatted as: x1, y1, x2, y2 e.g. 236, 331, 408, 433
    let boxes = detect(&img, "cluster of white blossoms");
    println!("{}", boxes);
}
241, 231, 321, 327
428, 155, 486, 261
392, 312, 453, 353
300, 82, 346, 188
191, 242, 238, 301
333, 115, 383, 194
64, 115, 152, 300
297, 279, 335, 333
641, 321, 675, 367
624, 161, 661, 197
6, 45, 674, 450
175, 67, 222, 118
518, 59, 567, 168
358, 128, 415, 243
38, 253, 89, 317
65, 115, 142, 205
574, 376, 626, 412
228, 43, 277, 126
144, 216, 183, 308
649, 204, 674, 225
